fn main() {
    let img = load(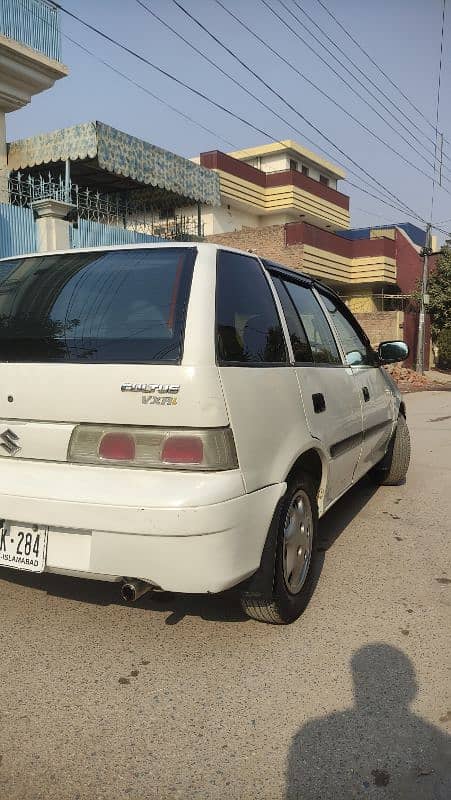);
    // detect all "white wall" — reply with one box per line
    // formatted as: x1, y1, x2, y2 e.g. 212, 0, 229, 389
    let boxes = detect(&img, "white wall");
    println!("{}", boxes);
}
182, 203, 315, 236
181, 203, 259, 236
249, 154, 289, 172
244, 152, 338, 189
